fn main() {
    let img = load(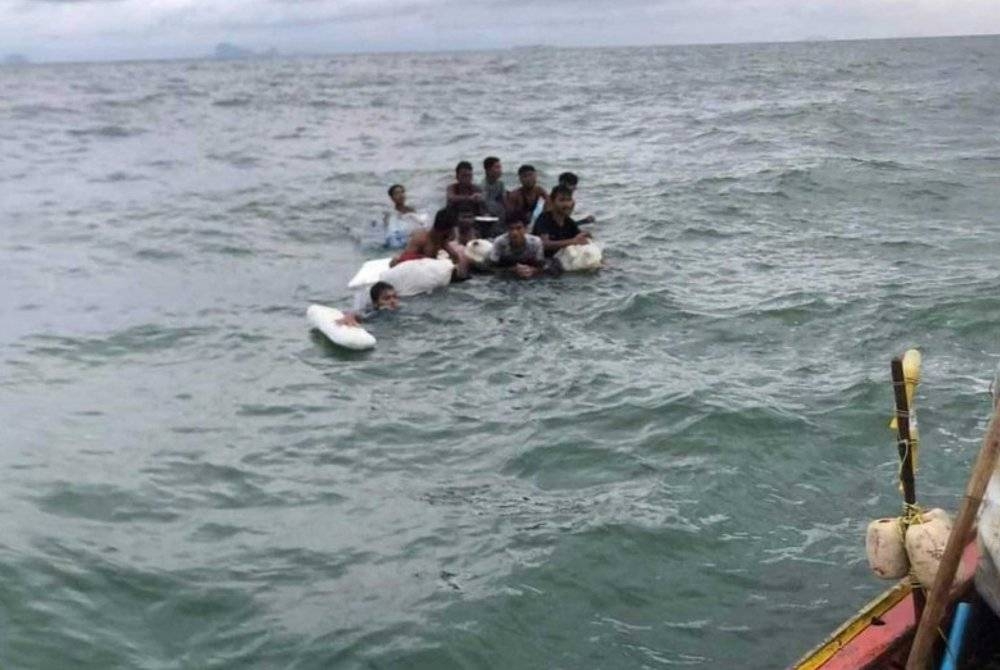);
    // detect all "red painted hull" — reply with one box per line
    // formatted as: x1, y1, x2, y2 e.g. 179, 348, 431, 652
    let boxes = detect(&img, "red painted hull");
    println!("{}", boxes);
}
792, 541, 981, 669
